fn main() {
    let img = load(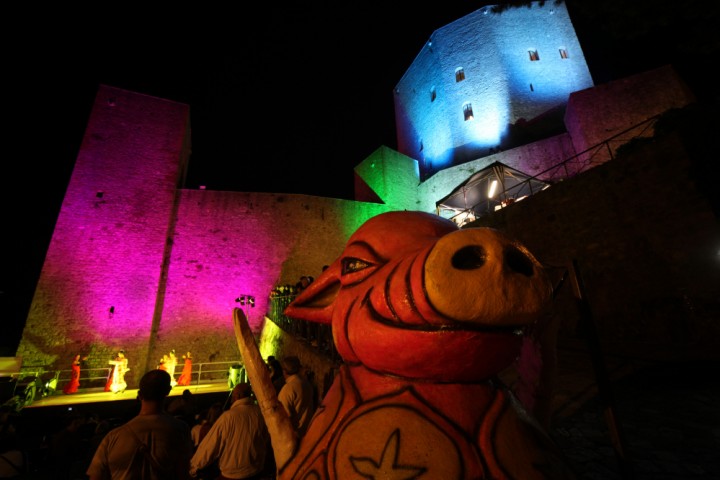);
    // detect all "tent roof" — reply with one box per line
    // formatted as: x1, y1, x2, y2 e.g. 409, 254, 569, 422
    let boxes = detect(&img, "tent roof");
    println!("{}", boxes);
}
436, 161, 550, 223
